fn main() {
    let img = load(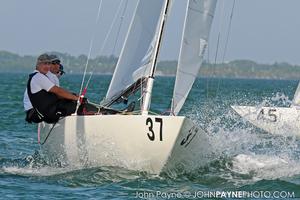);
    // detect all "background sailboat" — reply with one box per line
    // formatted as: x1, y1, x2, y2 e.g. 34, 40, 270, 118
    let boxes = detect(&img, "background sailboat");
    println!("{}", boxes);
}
39, 0, 217, 174
231, 83, 300, 137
